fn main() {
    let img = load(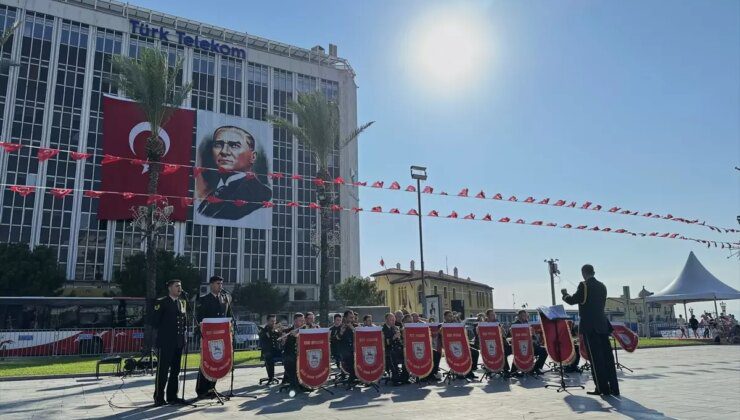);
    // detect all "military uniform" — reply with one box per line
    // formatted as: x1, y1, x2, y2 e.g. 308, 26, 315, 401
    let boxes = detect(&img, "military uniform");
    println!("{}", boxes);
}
337, 324, 356, 381
258, 324, 282, 381
329, 324, 343, 369
281, 327, 299, 387
564, 277, 619, 395
382, 323, 408, 384
195, 292, 233, 397
152, 295, 187, 404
